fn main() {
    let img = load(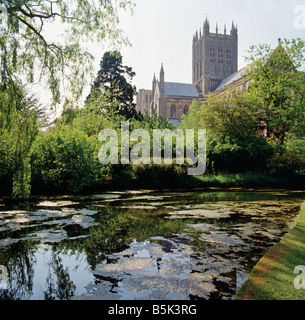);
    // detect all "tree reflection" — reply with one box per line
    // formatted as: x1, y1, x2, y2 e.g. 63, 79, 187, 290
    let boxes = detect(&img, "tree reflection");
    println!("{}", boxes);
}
0, 201, 187, 300
0, 241, 36, 300
44, 253, 76, 300
84, 206, 186, 268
